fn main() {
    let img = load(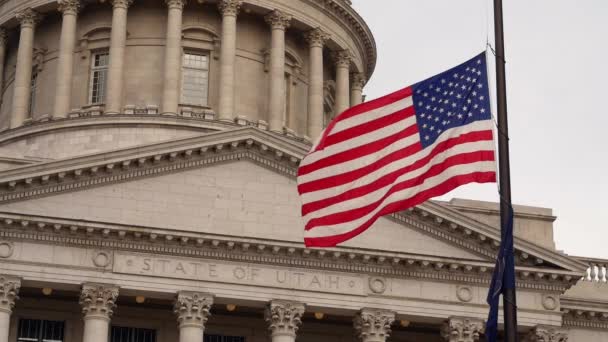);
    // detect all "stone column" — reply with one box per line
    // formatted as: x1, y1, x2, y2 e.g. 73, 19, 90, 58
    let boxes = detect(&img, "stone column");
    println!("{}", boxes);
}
441, 317, 484, 342
353, 308, 395, 342
217, 0, 242, 122
264, 10, 291, 132
0, 276, 20, 342
79, 284, 119, 342
174, 292, 213, 342
333, 50, 351, 115
350, 72, 365, 107
11, 8, 42, 128
0, 29, 7, 100
53, 0, 81, 118
161, 0, 186, 115
523, 325, 569, 342
105, 0, 133, 114
304, 27, 328, 140
265, 300, 305, 342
